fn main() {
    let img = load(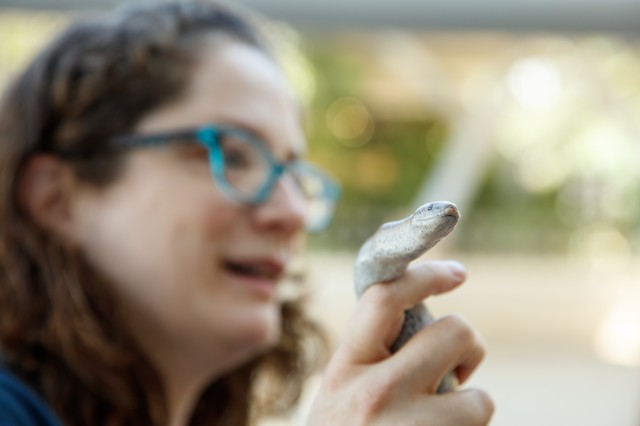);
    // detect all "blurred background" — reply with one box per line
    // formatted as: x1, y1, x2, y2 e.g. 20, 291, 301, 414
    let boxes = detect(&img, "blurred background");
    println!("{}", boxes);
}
1, 0, 639, 424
